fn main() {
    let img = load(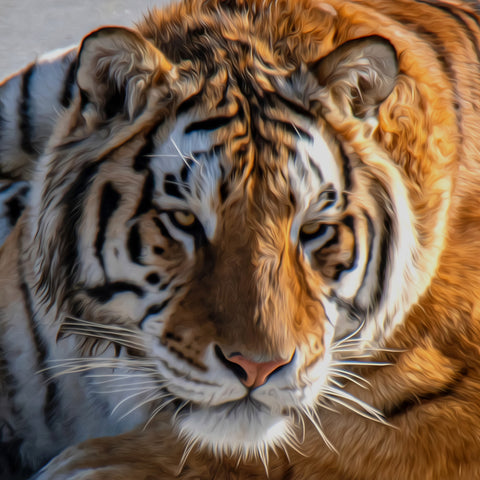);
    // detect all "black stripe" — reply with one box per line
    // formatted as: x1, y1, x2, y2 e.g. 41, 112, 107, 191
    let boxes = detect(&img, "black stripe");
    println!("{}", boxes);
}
95, 182, 121, 271
5, 195, 26, 226
153, 217, 174, 240
375, 211, 393, 305
44, 162, 100, 305
342, 214, 358, 274
0, 88, 5, 152
271, 91, 316, 121
0, 182, 17, 194
164, 173, 185, 199
308, 156, 324, 183
417, 0, 480, 61
127, 223, 143, 264
278, 120, 313, 141
133, 170, 155, 218
17, 259, 59, 429
133, 127, 158, 172
139, 298, 172, 328
184, 115, 236, 134
60, 58, 77, 108
385, 366, 468, 418
180, 164, 191, 183
86, 282, 145, 303
176, 90, 204, 117
340, 147, 352, 192
359, 210, 376, 299
19, 63, 36, 155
